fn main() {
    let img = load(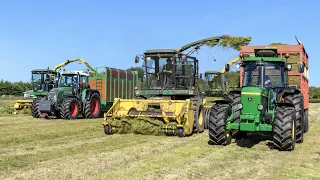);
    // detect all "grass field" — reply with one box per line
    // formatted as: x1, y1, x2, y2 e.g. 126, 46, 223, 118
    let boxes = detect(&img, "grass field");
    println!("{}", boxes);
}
1, 101, 320, 180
